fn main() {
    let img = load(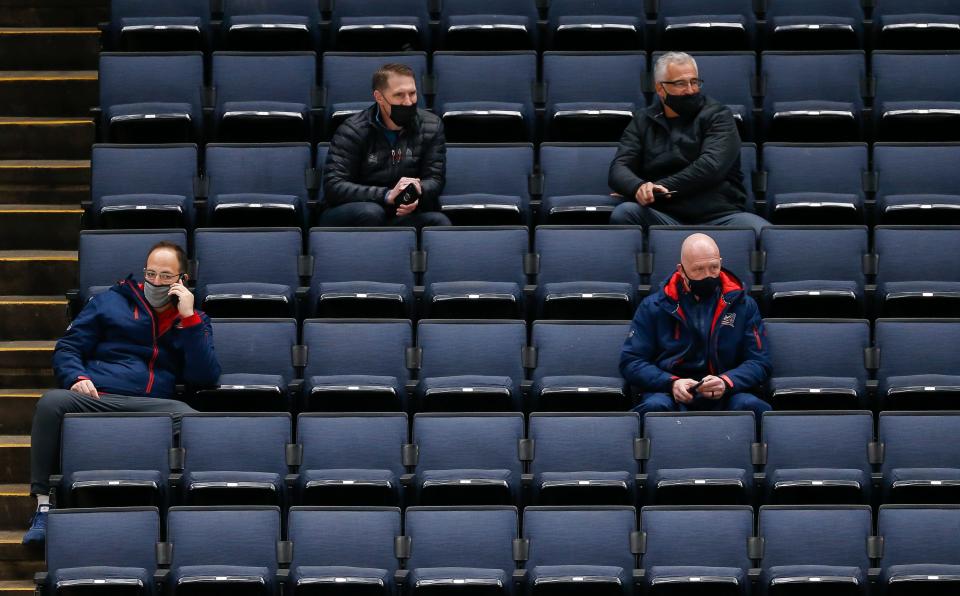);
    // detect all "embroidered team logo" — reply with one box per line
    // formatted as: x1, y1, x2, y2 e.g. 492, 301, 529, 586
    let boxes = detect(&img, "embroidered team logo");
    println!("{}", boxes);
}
367, 153, 378, 164
721, 313, 737, 327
